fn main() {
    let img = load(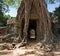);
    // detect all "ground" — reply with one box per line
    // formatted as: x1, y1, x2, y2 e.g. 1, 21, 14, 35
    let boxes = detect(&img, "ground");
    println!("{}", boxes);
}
0, 42, 60, 56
